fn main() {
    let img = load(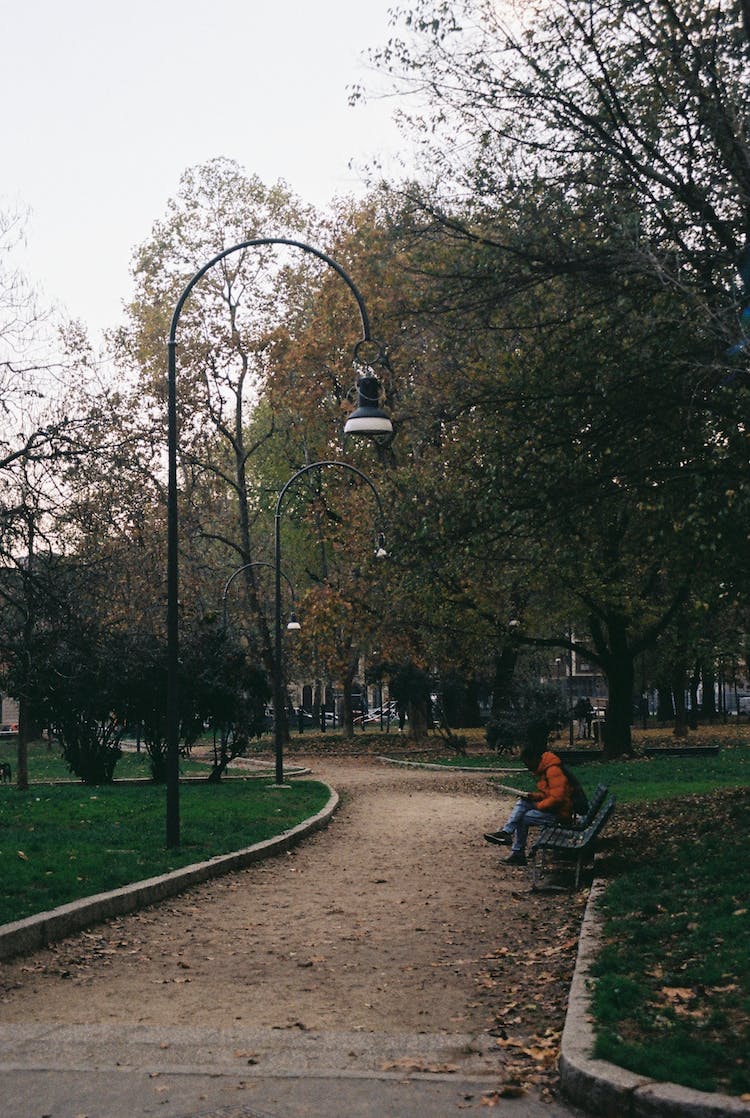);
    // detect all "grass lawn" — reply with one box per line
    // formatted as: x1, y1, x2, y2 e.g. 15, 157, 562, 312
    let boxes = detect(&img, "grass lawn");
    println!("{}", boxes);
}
0, 737, 264, 783
570, 741, 750, 803
591, 788, 749, 1096
0, 768, 329, 926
